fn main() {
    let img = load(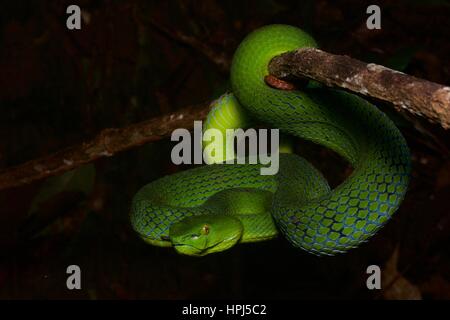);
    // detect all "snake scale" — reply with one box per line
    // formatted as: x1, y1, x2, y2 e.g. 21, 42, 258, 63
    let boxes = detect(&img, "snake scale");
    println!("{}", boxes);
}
130, 25, 411, 256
